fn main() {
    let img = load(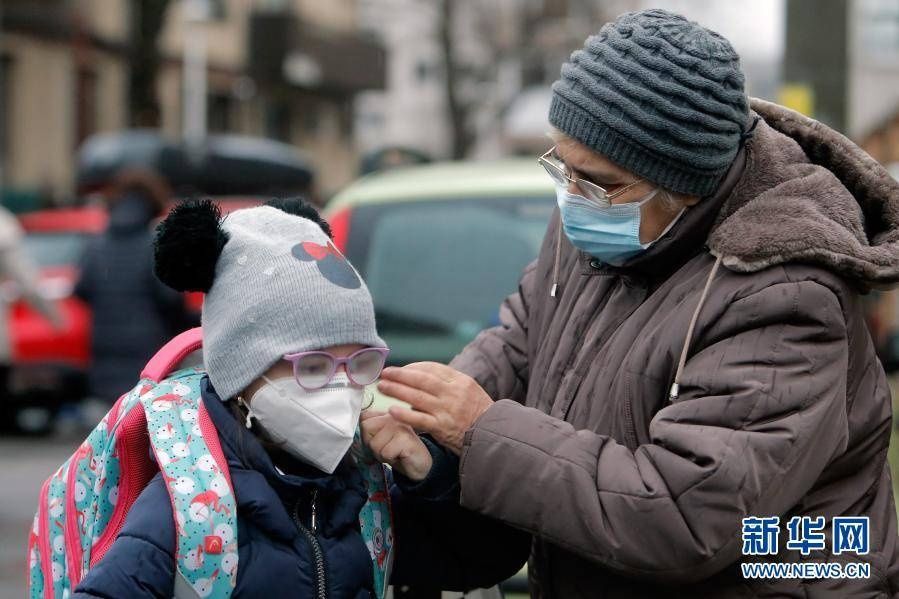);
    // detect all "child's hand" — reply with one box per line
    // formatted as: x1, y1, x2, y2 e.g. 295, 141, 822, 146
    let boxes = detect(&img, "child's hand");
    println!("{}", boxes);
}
361, 410, 433, 481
